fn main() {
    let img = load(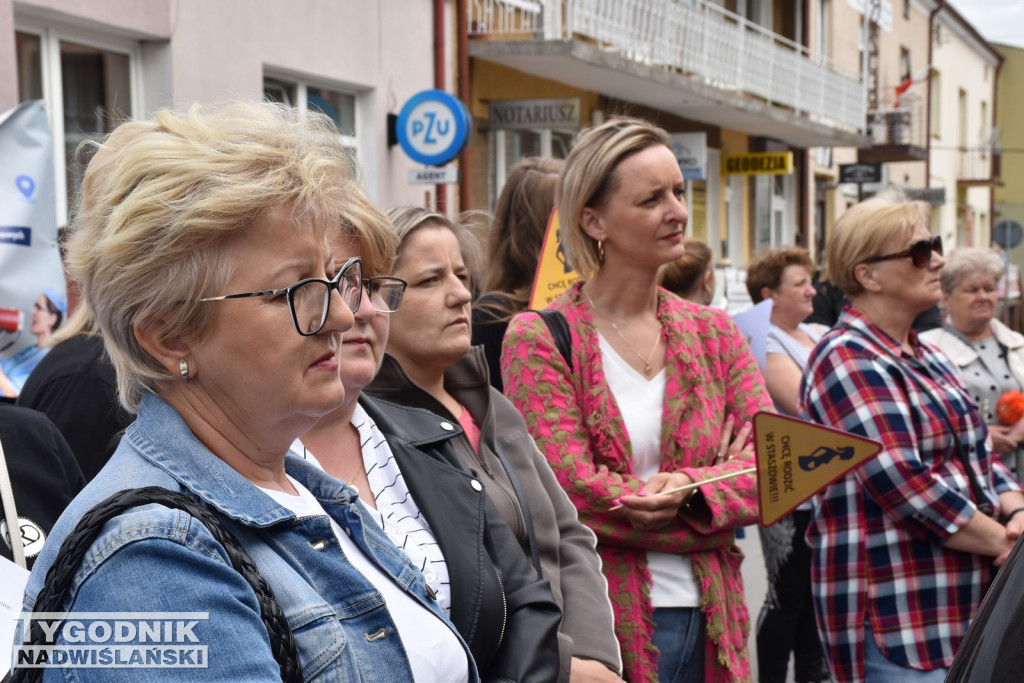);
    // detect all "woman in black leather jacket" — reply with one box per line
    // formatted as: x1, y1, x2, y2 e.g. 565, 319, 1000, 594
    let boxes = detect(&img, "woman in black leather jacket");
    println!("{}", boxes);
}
297, 190, 561, 682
